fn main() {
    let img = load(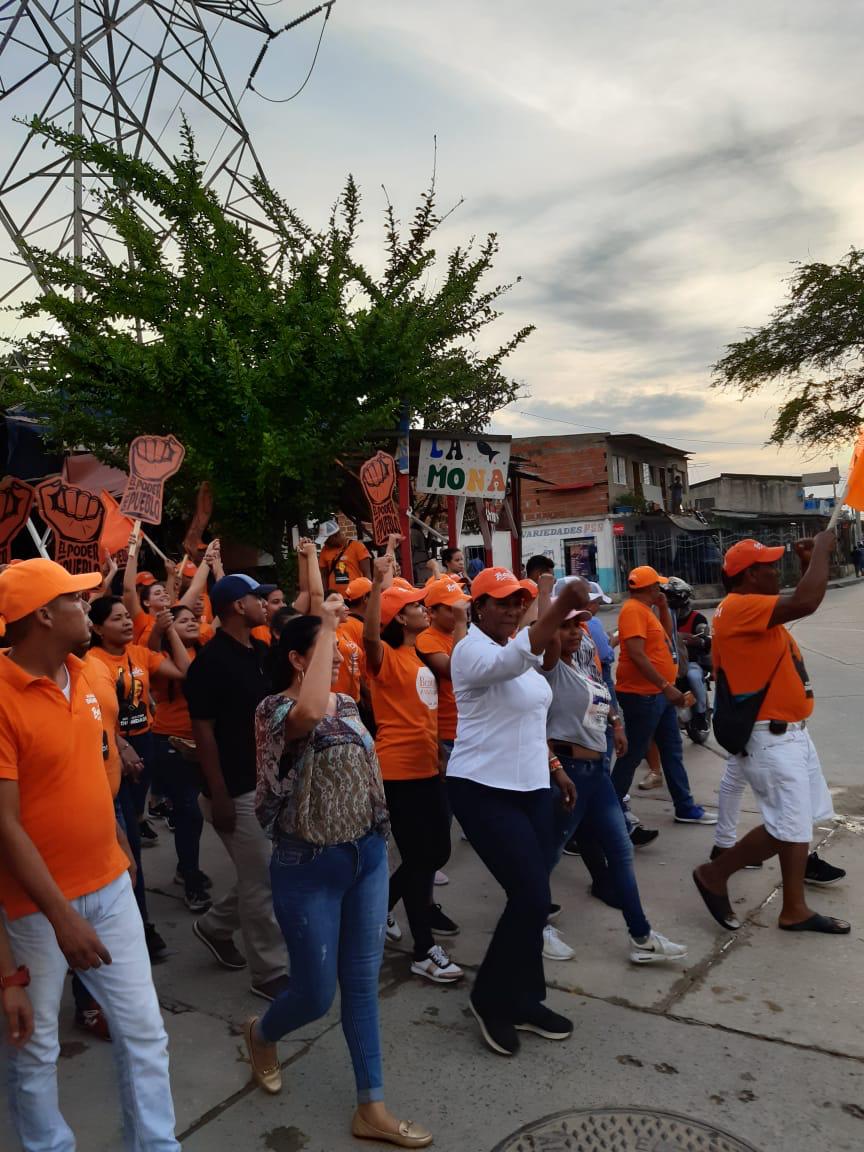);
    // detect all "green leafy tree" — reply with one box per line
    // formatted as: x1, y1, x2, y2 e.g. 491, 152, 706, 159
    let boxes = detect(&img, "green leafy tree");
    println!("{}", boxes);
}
1, 119, 533, 553
713, 247, 864, 449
